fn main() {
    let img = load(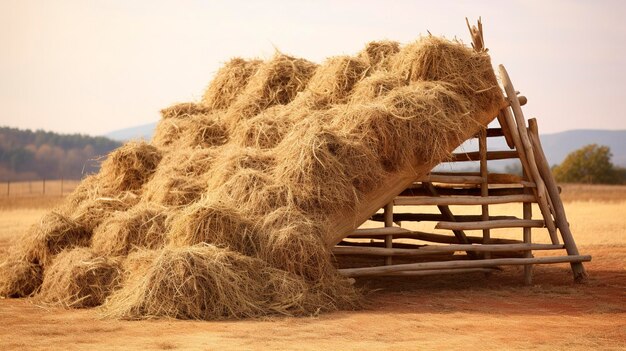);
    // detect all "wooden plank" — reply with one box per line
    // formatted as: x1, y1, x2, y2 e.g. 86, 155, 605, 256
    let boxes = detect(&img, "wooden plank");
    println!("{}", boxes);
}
499, 65, 559, 245
435, 219, 544, 231
449, 150, 518, 162
373, 268, 500, 277
347, 230, 523, 245
338, 255, 592, 277
418, 174, 484, 184
351, 227, 410, 236
370, 213, 519, 223
422, 182, 473, 251
399, 186, 526, 197
333, 243, 564, 256
394, 194, 535, 206
528, 118, 588, 282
